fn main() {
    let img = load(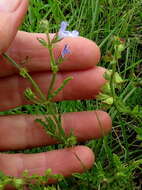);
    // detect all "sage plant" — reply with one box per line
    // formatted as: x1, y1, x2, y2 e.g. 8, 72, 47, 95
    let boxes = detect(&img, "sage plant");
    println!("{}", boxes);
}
3, 21, 79, 148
